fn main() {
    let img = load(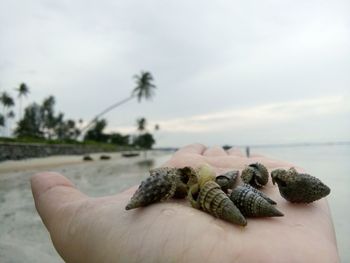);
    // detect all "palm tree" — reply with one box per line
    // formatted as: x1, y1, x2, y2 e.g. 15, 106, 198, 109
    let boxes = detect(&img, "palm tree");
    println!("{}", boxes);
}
136, 117, 147, 133
7, 110, 15, 119
81, 71, 156, 133
133, 71, 156, 102
0, 114, 4, 127
6, 110, 15, 136
15, 83, 30, 120
0, 92, 15, 136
